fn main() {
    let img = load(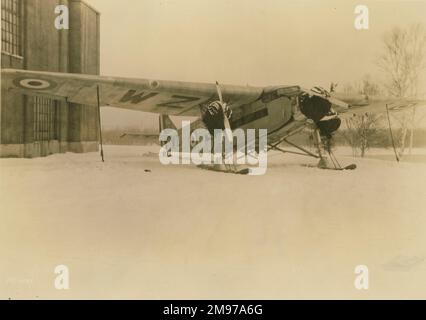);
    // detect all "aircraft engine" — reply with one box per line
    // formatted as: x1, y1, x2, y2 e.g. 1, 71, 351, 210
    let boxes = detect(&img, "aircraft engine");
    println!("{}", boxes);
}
201, 101, 232, 133
299, 93, 341, 138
